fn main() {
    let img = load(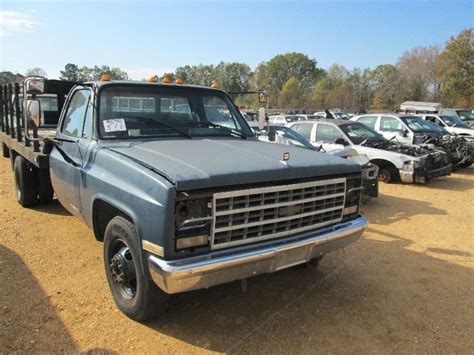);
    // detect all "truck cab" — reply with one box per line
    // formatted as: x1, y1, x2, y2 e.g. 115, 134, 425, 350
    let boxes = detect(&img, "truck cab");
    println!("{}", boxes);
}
1, 77, 368, 321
